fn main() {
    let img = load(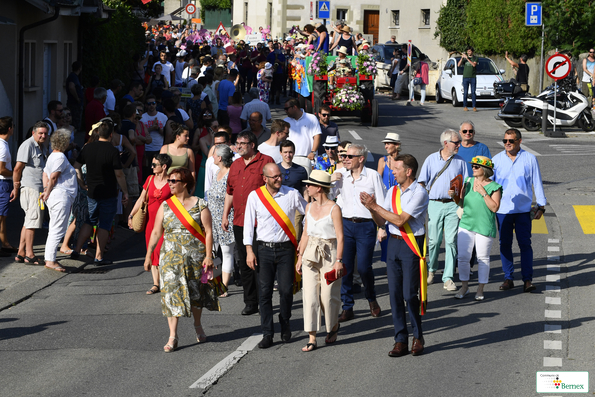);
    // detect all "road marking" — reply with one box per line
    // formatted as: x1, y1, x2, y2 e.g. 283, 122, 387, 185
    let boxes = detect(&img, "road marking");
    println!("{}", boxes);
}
543, 357, 563, 367
547, 264, 560, 271
545, 324, 562, 333
546, 274, 560, 282
547, 246, 559, 252
546, 285, 560, 292
544, 340, 562, 350
549, 144, 595, 154
545, 297, 561, 305
189, 334, 262, 390
547, 255, 560, 262
497, 142, 541, 156
548, 239, 559, 243
572, 205, 595, 234
348, 130, 362, 140
545, 310, 561, 318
